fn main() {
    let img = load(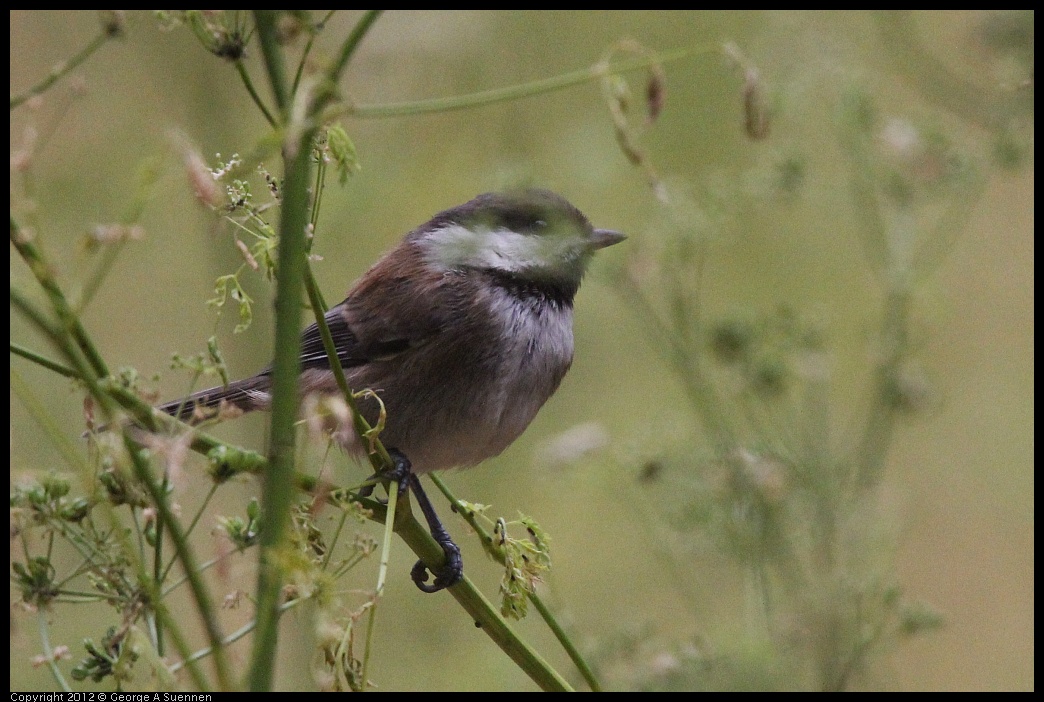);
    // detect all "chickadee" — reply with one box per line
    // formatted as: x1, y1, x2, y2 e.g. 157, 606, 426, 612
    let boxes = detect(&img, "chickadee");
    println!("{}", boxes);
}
156, 189, 625, 591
